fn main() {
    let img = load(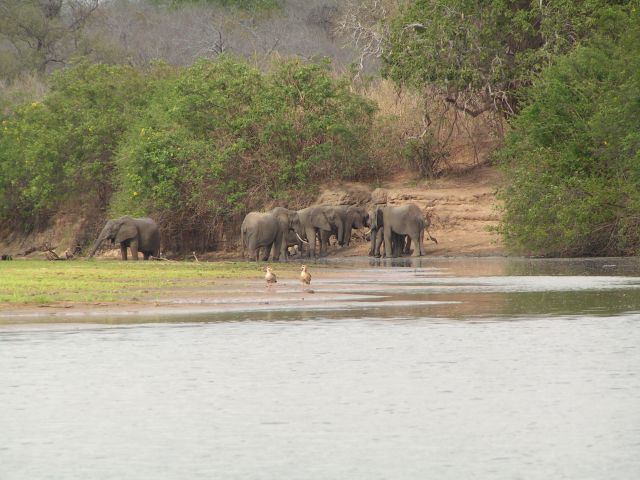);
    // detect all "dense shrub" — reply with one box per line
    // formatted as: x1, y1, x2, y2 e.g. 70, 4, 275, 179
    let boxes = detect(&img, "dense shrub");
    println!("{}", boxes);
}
112, 57, 376, 250
498, 10, 640, 256
382, 1, 635, 116
0, 63, 149, 229
0, 56, 376, 251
